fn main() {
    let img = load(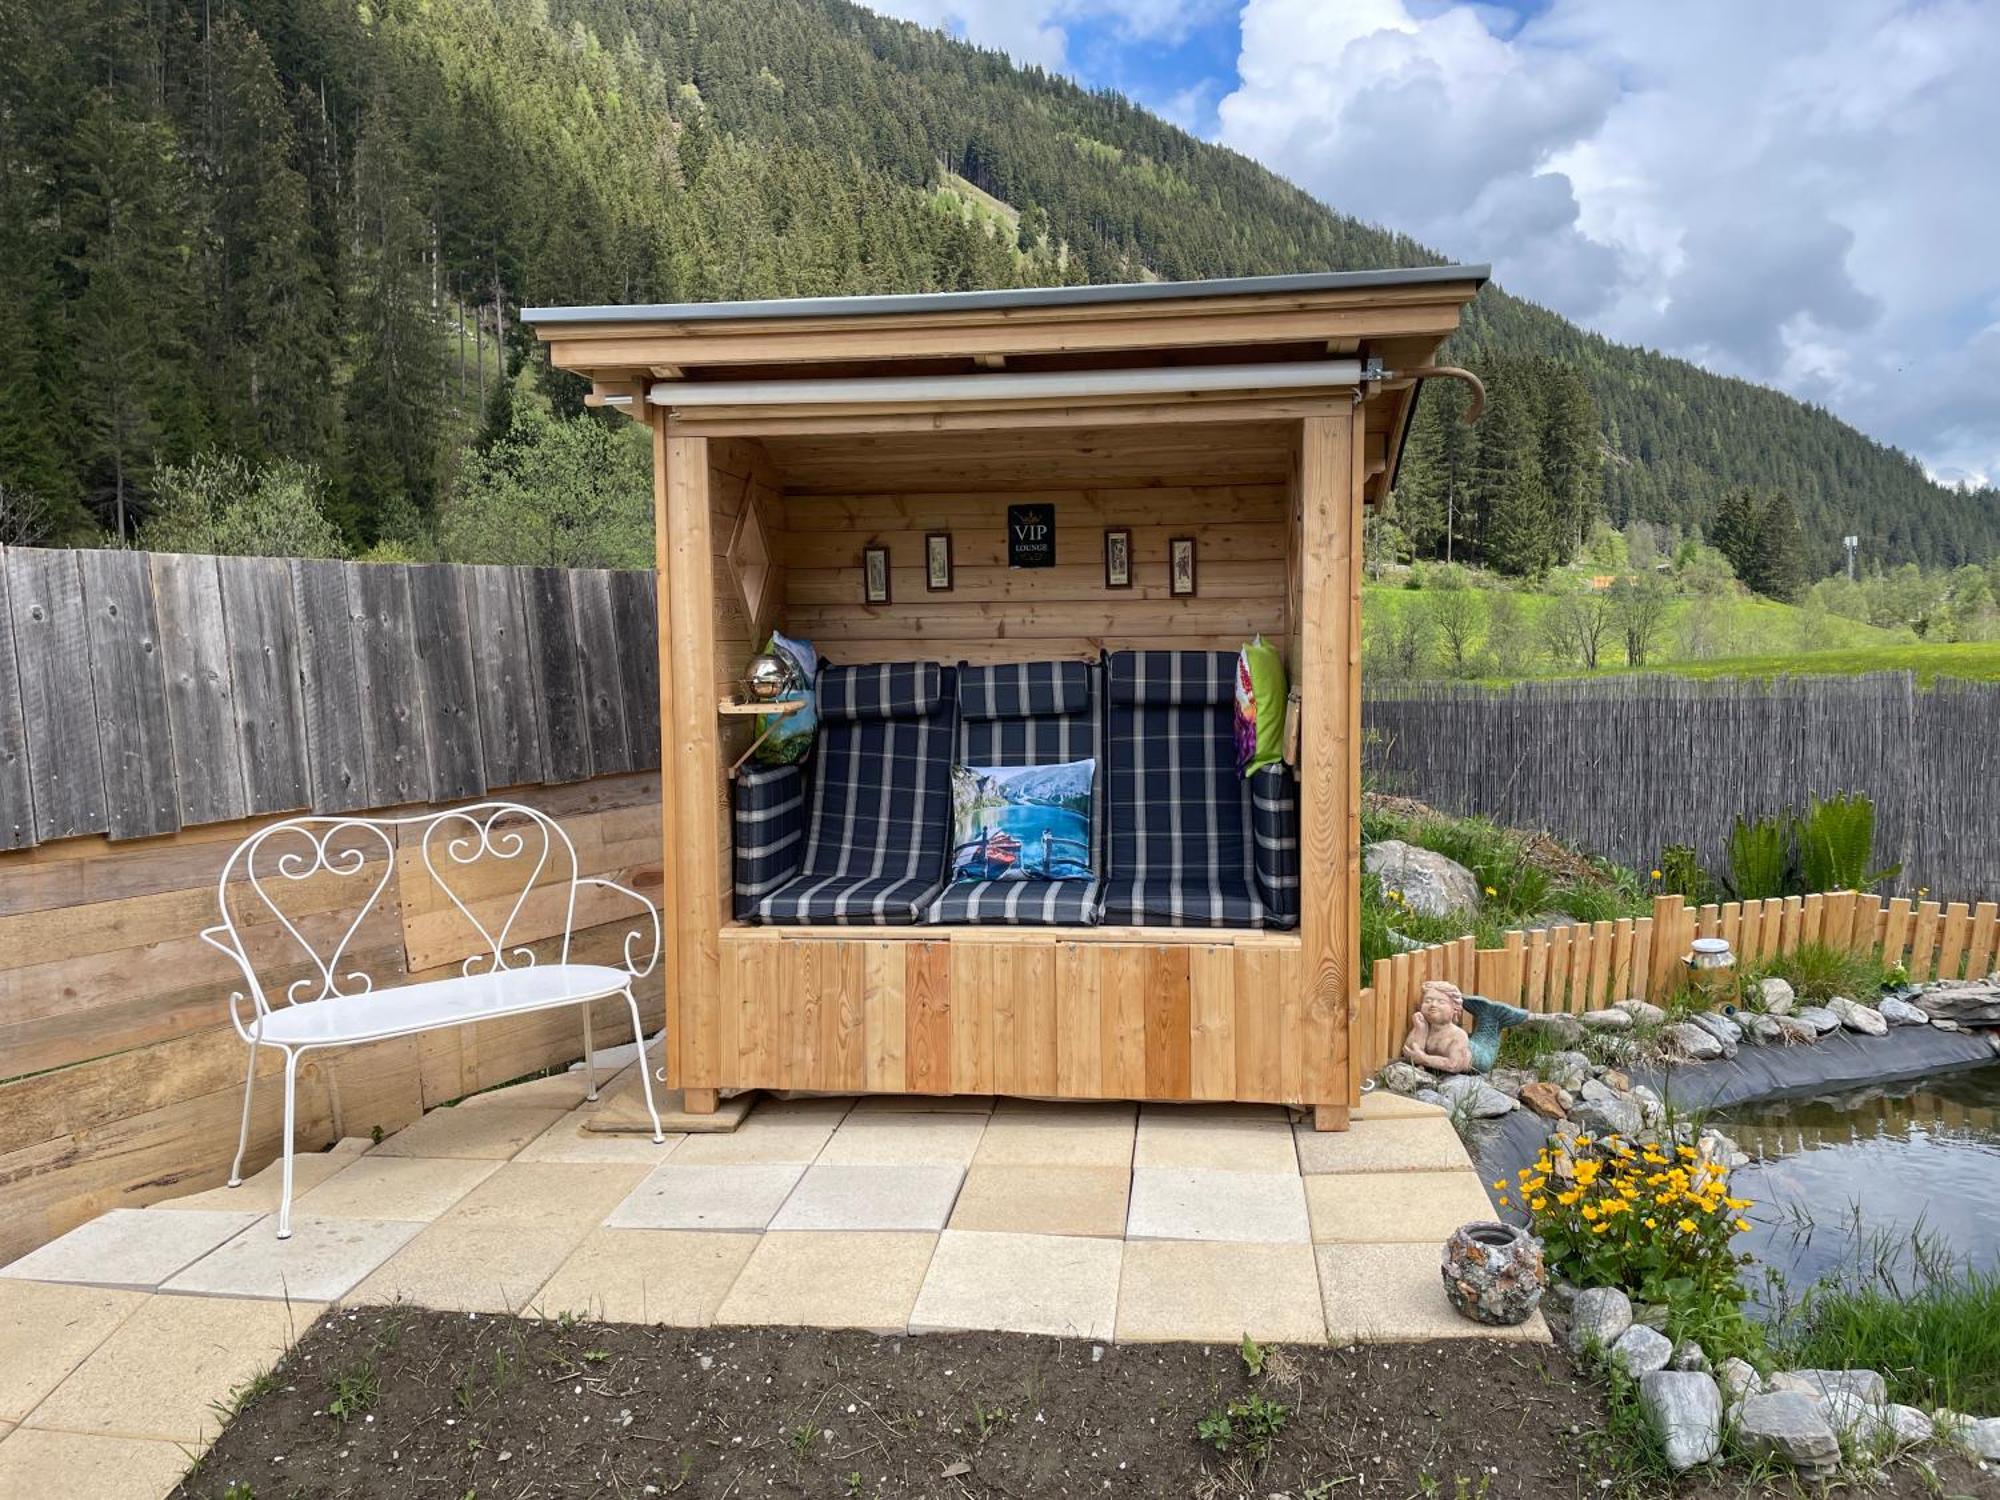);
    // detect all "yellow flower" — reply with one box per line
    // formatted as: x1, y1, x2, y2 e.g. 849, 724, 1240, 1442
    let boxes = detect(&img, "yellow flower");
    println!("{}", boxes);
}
1650, 868, 1663, 881
1726, 1197, 1753, 1211
1497, 1195, 1510, 1207
1677, 1218, 1696, 1234
1484, 885, 1497, 897
1556, 1189, 1581, 1206
1494, 1180, 1508, 1191
1530, 1196, 1548, 1211
1580, 1204, 1600, 1222
1591, 1221, 1610, 1234
1642, 1217, 1657, 1230
1734, 1218, 1752, 1232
